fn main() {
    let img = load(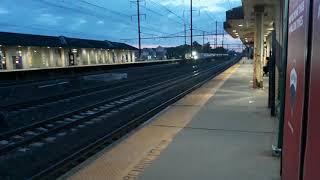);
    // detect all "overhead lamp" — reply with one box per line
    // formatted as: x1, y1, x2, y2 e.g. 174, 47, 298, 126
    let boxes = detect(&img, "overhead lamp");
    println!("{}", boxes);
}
232, 30, 236, 32
0, 45, 2, 47
18, 45, 21, 48
59, 47, 62, 49
47, 46, 50, 49
238, 24, 243, 27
